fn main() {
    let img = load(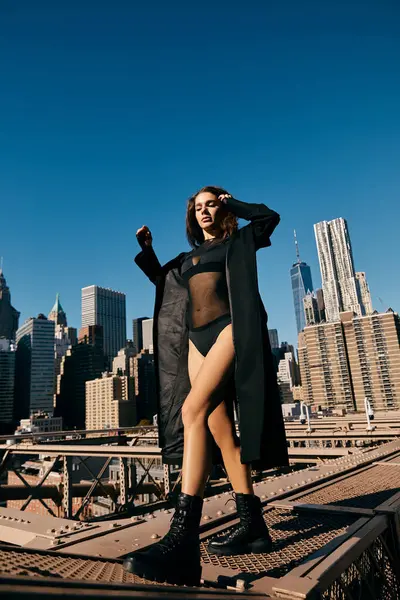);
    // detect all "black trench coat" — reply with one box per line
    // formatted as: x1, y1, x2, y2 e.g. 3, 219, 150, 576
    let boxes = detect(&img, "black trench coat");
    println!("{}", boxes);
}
135, 197, 289, 471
